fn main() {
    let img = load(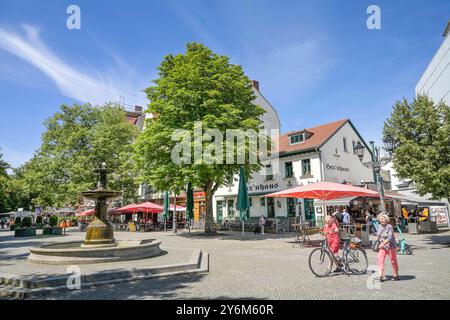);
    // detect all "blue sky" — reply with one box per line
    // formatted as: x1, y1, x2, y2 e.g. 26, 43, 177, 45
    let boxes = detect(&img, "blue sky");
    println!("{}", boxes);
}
0, 0, 449, 168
